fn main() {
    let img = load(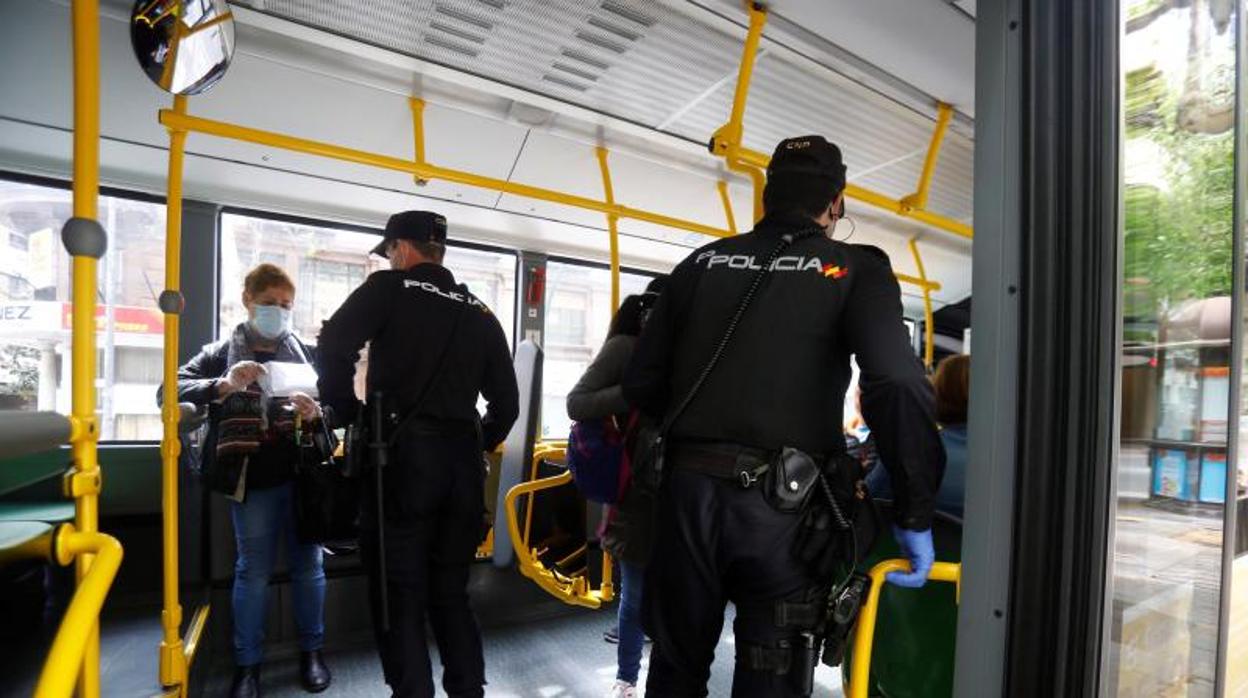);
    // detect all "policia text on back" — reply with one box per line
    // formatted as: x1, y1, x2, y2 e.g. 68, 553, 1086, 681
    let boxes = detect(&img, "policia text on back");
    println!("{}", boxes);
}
316, 210, 519, 698
623, 135, 946, 697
